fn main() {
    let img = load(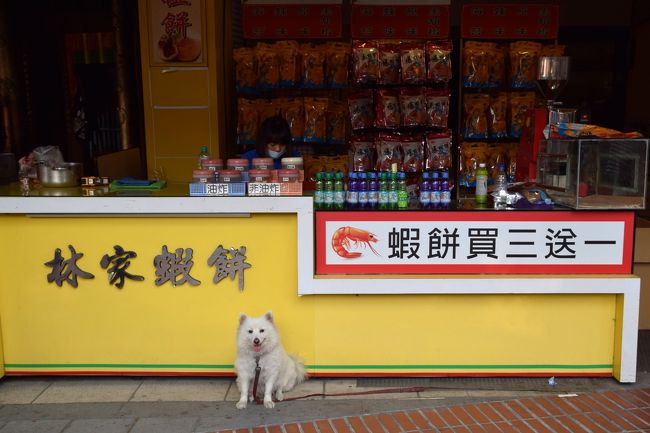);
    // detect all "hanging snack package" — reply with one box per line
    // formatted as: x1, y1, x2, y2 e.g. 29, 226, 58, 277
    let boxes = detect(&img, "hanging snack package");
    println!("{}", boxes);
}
463, 93, 490, 139
426, 40, 453, 85
378, 41, 401, 85
509, 91, 536, 138
348, 89, 375, 131
303, 97, 328, 143
326, 41, 351, 89
401, 134, 425, 172
237, 98, 259, 147
400, 42, 426, 85
327, 99, 347, 145
300, 42, 326, 89
425, 130, 452, 171
350, 134, 376, 172
487, 142, 507, 179
488, 92, 508, 138
258, 98, 282, 121
509, 40, 542, 89
276, 40, 300, 89
488, 44, 506, 88
374, 88, 401, 129
283, 97, 305, 142
375, 133, 403, 172
425, 88, 450, 128
462, 41, 492, 88
233, 47, 256, 94
255, 42, 280, 91
506, 142, 518, 181
459, 141, 488, 188
541, 44, 565, 57
352, 40, 379, 84
400, 87, 428, 127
